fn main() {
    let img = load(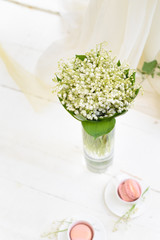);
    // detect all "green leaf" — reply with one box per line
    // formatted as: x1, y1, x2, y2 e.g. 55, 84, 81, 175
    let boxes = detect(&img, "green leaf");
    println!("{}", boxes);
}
142, 60, 157, 75
76, 55, 87, 61
124, 69, 129, 78
58, 97, 87, 121
157, 72, 160, 76
135, 88, 140, 97
56, 75, 62, 82
82, 118, 116, 138
130, 72, 136, 85
117, 60, 121, 66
